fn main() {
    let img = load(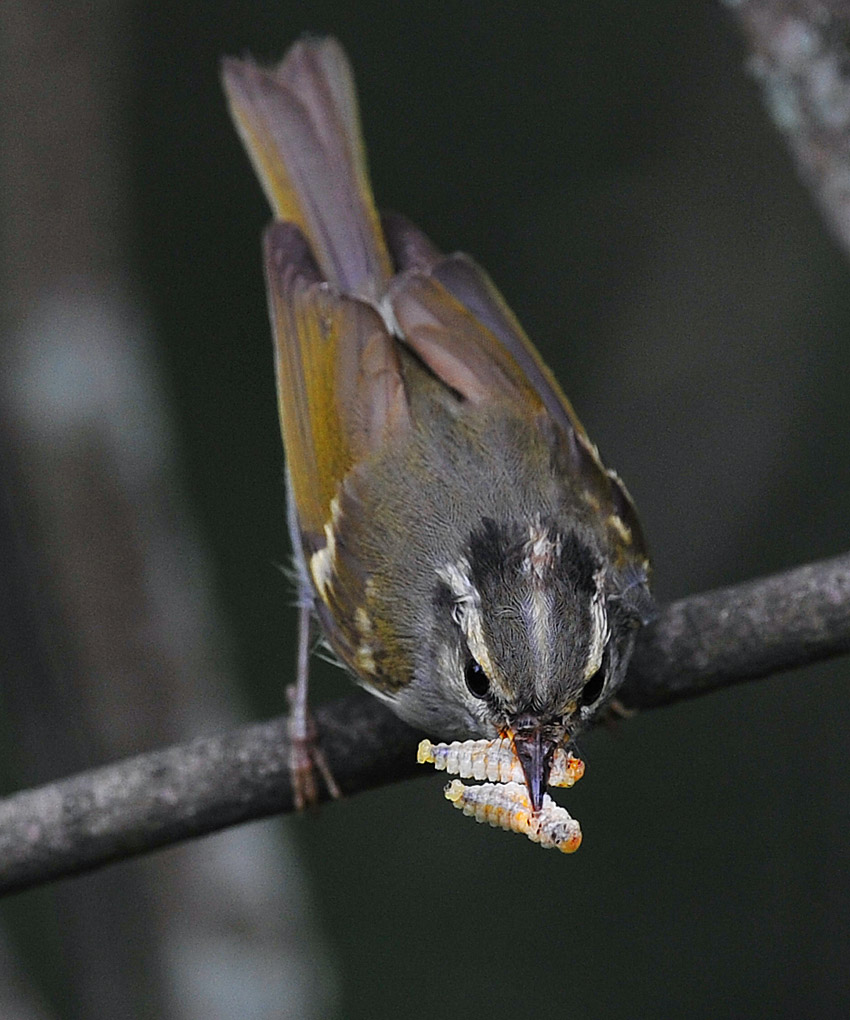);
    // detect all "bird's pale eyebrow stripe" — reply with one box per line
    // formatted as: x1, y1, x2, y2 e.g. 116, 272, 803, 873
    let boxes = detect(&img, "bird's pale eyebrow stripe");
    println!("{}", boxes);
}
436, 558, 497, 681
437, 557, 478, 607
584, 568, 609, 680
